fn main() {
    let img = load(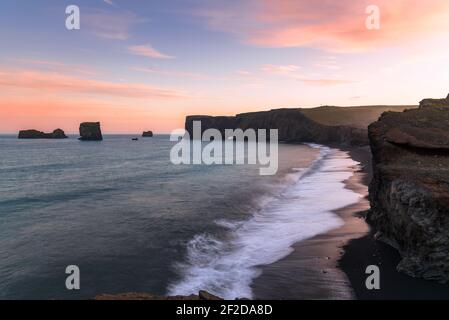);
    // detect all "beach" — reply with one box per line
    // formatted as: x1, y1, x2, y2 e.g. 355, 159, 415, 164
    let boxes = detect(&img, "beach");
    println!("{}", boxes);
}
253, 146, 449, 300
252, 146, 371, 299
